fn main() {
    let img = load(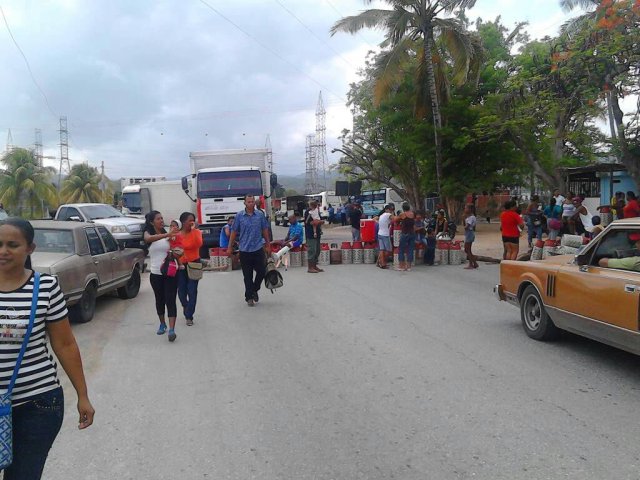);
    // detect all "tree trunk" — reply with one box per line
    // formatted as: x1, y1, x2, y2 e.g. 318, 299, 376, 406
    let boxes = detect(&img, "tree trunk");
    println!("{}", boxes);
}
423, 22, 443, 195
610, 85, 640, 189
